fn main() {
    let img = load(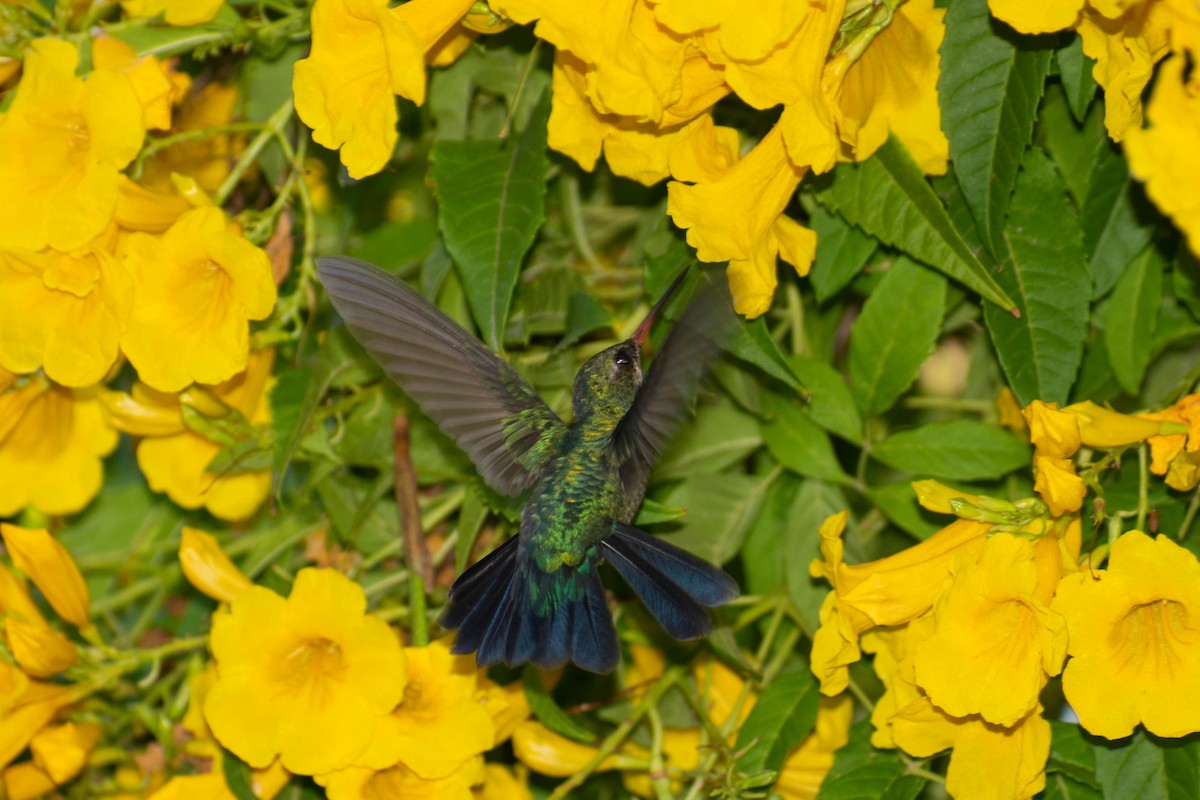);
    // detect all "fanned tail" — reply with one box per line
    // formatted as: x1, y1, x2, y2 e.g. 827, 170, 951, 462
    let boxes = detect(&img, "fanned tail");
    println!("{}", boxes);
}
439, 537, 620, 674
601, 523, 739, 640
